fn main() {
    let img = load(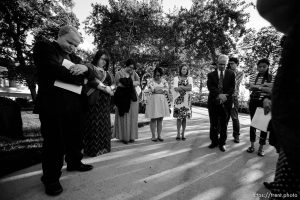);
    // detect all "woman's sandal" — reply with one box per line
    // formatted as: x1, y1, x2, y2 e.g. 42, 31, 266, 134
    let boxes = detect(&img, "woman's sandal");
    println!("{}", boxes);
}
157, 138, 164, 142
257, 149, 265, 157
176, 136, 181, 141
151, 138, 157, 142
246, 146, 255, 153
181, 137, 186, 141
